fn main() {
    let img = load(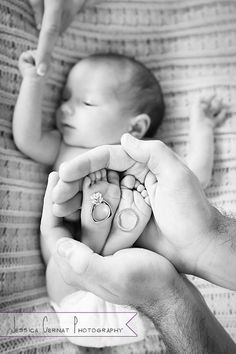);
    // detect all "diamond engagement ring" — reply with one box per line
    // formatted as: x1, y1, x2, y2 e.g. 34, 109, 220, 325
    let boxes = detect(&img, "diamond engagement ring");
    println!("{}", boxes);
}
90, 192, 112, 223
